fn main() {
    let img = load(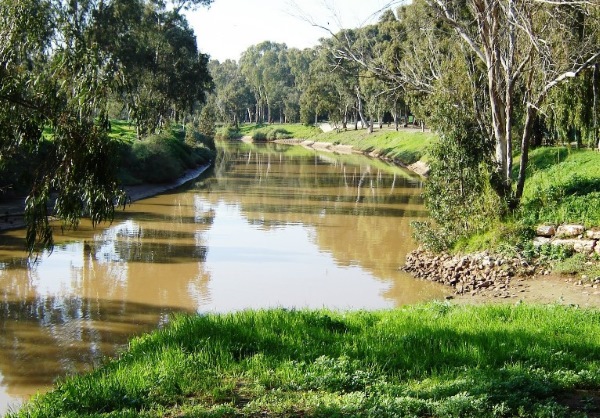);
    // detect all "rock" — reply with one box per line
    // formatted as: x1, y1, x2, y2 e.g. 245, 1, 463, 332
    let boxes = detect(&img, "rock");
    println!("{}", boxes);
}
555, 224, 585, 238
533, 237, 551, 247
585, 228, 600, 240
536, 224, 556, 237
551, 239, 596, 254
